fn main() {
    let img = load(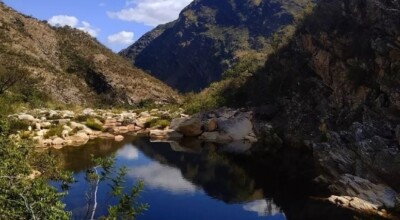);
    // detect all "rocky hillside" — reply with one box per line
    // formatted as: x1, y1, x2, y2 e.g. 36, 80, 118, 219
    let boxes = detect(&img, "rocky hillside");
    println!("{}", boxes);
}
223, 0, 400, 214
120, 0, 316, 92
0, 2, 180, 106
